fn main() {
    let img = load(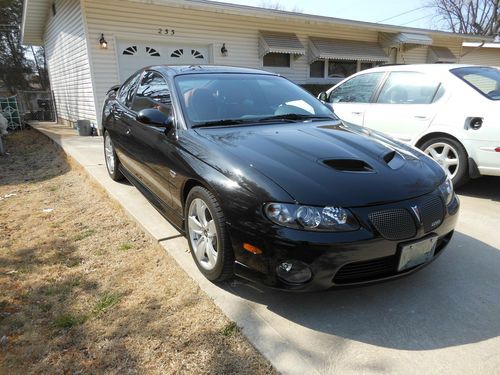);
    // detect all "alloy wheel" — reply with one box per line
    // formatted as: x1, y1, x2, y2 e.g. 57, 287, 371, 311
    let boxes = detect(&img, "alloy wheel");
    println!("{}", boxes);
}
424, 142, 459, 180
104, 135, 116, 174
187, 198, 219, 271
